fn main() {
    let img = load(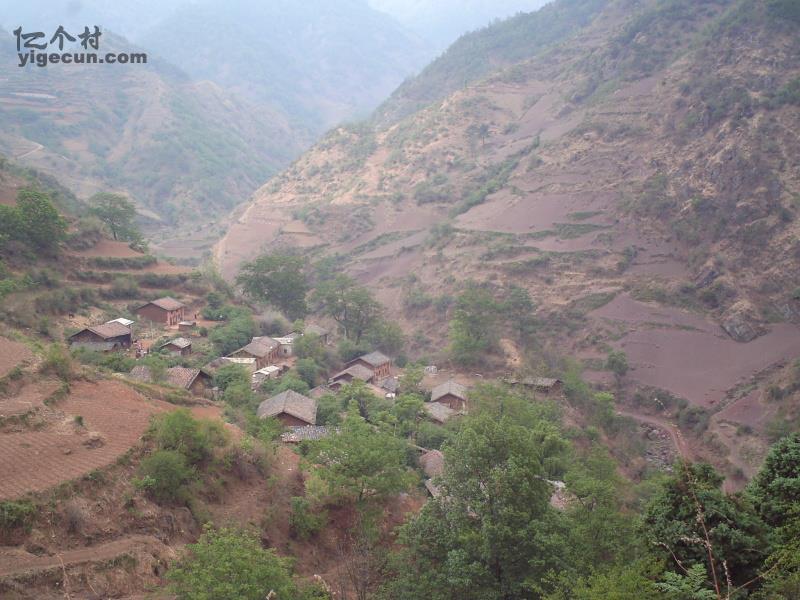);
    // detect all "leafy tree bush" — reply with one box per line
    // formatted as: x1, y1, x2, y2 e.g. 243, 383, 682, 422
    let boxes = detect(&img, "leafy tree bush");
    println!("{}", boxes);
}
137, 449, 192, 504
167, 527, 298, 600
0, 500, 36, 535
309, 409, 415, 504
213, 363, 250, 392
209, 313, 255, 356
40, 344, 74, 381
449, 282, 500, 366
750, 433, 800, 527
313, 274, 382, 342
153, 409, 227, 466
605, 350, 629, 376
88, 192, 143, 243
236, 253, 309, 320
289, 496, 328, 540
